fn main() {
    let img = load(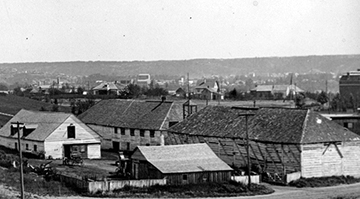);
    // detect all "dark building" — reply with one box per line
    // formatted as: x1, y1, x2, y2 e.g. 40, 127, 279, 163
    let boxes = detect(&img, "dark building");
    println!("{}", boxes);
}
339, 70, 360, 102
